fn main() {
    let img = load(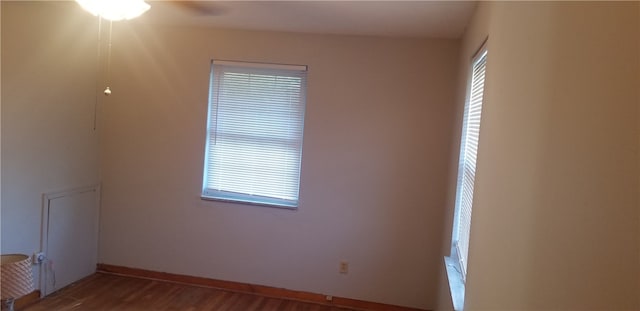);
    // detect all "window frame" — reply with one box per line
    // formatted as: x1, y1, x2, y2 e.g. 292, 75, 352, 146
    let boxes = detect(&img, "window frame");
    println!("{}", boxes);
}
201, 60, 308, 209
451, 43, 487, 280
445, 42, 487, 311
